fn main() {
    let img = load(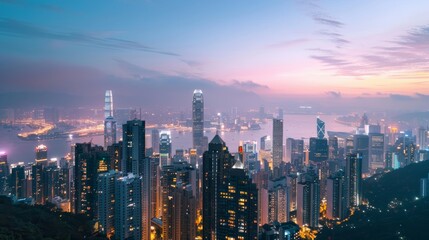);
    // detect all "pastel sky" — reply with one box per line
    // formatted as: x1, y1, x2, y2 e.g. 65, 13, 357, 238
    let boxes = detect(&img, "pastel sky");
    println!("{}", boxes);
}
1, 0, 429, 111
